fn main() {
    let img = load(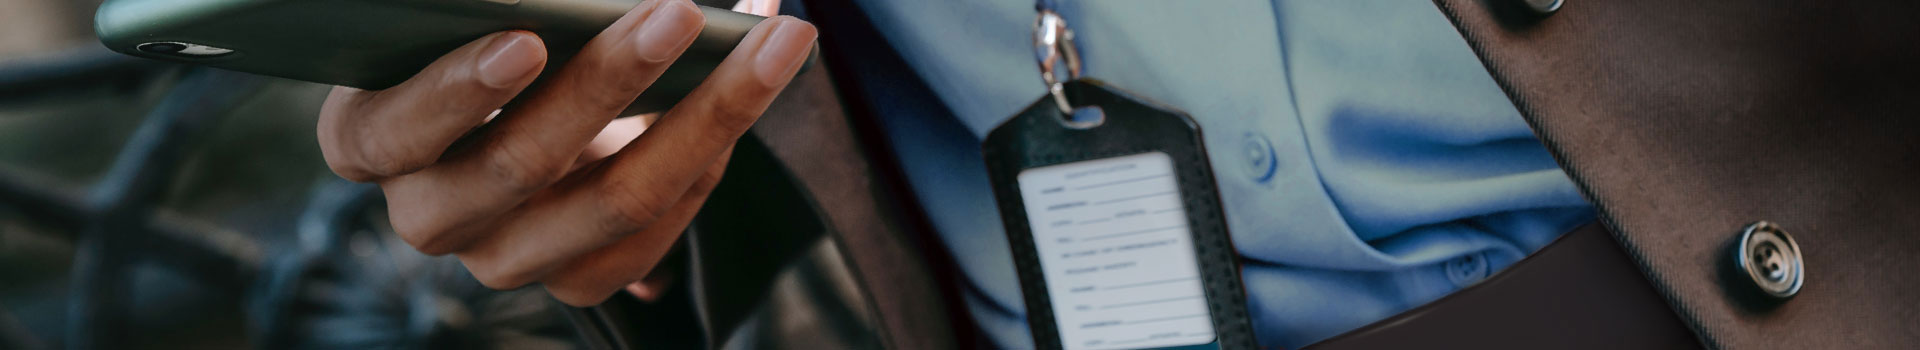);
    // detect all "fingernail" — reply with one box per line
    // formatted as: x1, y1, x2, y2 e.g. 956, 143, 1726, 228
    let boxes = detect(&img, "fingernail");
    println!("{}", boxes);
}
634, 0, 704, 63
476, 32, 543, 88
752, 18, 816, 87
